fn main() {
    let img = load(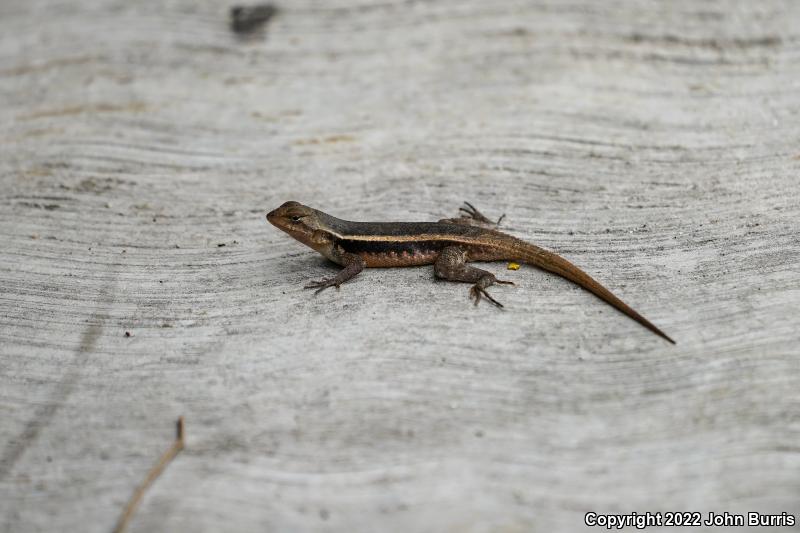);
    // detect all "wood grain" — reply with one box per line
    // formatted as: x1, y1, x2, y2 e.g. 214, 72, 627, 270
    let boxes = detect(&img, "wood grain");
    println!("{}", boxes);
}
1, 1, 799, 532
